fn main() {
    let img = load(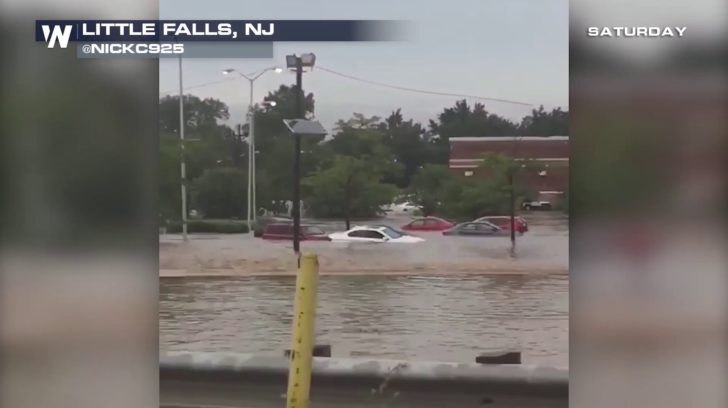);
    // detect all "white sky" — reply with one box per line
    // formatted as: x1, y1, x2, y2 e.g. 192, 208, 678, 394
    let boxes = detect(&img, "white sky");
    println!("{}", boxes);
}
158, 0, 569, 130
